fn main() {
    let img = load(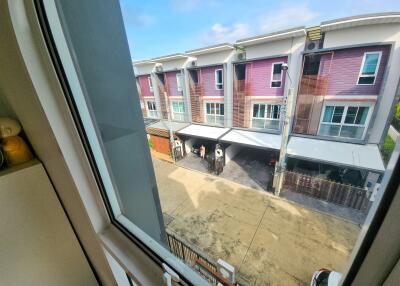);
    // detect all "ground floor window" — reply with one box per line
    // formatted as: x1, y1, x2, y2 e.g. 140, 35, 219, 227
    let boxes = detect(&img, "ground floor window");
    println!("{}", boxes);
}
251, 103, 281, 130
171, 101, 185, 121
205, 102, 224, 125
318, 104, 371, 139
146, 100, 158, 118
